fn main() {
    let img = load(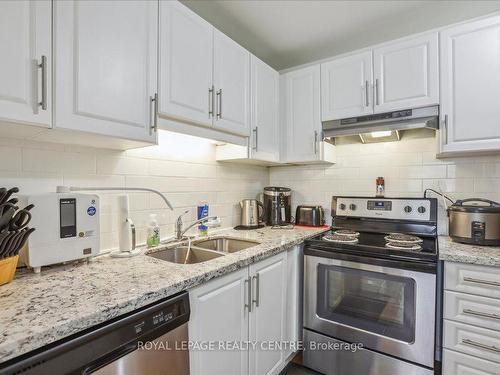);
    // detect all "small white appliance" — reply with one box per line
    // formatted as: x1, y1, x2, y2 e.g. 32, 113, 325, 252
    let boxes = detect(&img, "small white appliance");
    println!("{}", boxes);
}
19, 192, 100, 273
